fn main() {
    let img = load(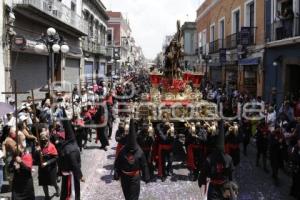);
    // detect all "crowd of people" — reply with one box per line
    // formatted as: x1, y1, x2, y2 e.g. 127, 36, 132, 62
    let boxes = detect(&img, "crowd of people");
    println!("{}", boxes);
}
0, 70, 299, 200
203, 82, 300, 199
